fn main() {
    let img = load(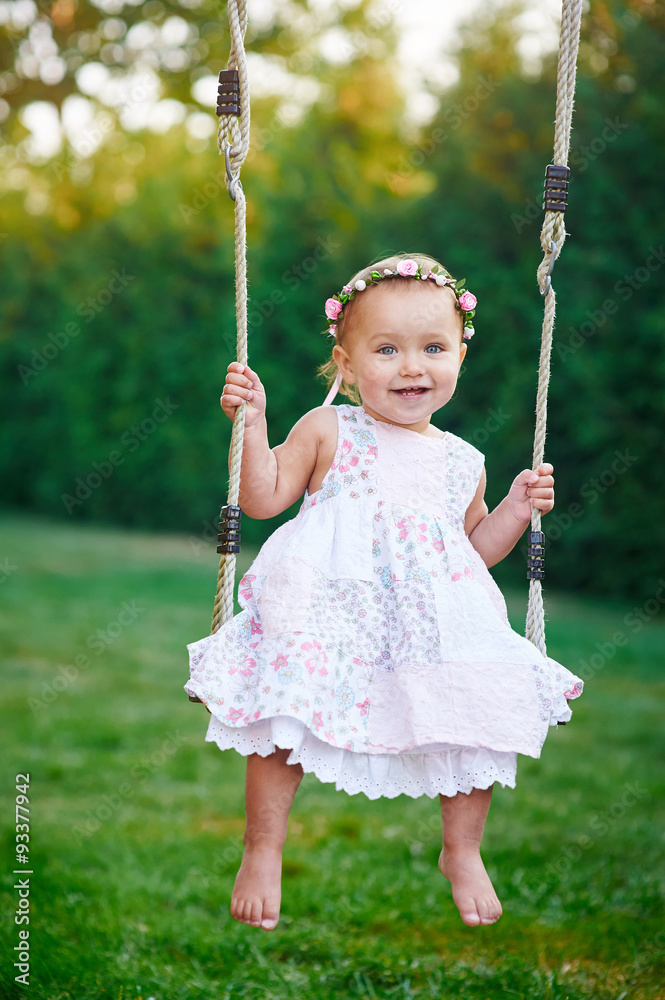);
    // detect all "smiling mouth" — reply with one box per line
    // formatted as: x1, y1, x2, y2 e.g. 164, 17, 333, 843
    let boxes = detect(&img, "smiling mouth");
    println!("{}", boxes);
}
392, 387, 430, 397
